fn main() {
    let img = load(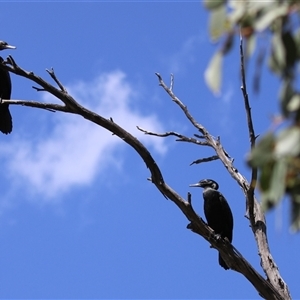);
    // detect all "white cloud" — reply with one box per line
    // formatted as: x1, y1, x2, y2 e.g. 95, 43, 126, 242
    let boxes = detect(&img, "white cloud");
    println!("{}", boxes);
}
167, 35, 200, 74
216, 86, 235, 136
1, 71, 167, 200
